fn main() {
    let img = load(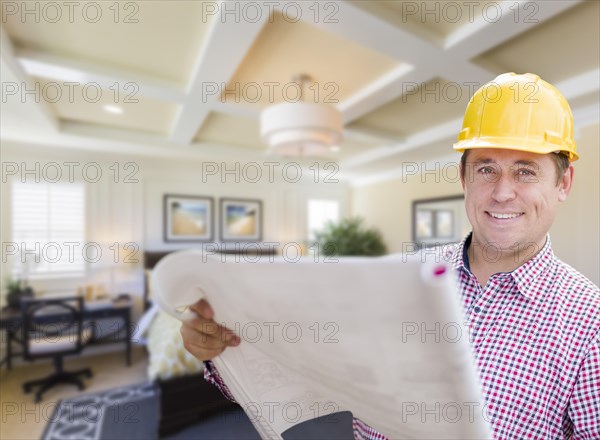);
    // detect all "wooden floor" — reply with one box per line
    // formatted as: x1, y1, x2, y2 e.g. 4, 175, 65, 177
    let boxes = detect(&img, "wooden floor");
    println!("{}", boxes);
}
0, 347, 149, 440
